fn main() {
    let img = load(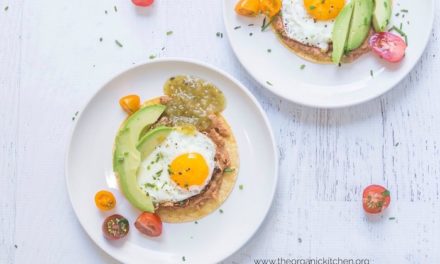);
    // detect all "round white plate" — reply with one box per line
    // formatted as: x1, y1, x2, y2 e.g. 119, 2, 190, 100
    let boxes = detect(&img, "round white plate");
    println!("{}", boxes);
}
223, 0, 434, 108
66, 58, 278, 263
